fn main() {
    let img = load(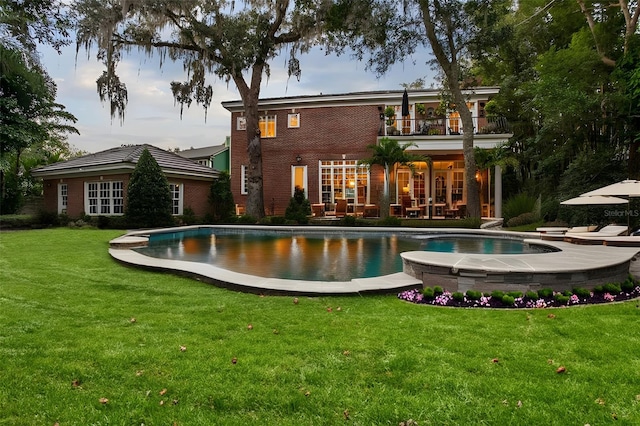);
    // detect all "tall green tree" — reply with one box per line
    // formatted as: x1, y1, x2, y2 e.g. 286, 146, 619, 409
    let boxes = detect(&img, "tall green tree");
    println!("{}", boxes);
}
73, 0, 350, 219
359, 137, 428, 218
0, 0, 77, 213
125, 148, 173, 228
